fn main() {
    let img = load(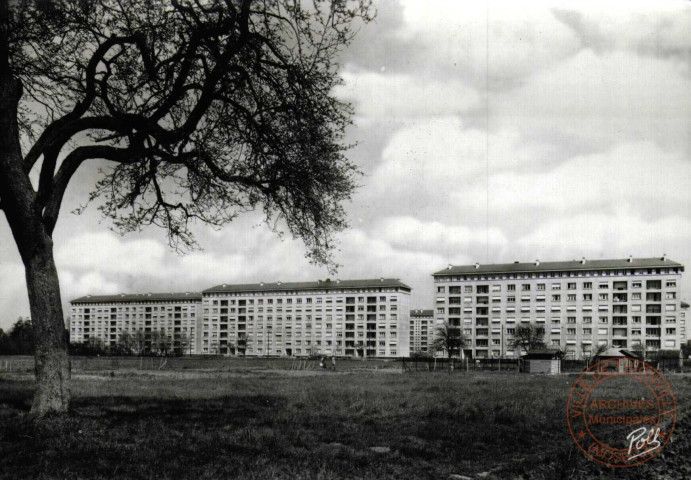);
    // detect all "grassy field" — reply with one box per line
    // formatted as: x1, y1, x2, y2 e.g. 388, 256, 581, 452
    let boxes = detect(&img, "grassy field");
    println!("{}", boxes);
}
0, 358, 690, 479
